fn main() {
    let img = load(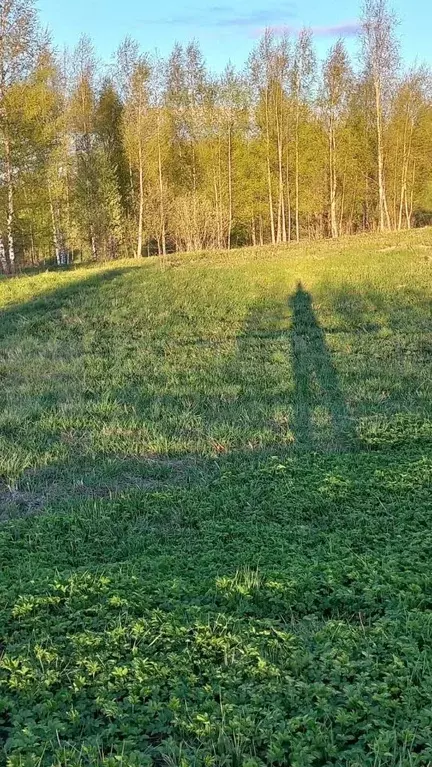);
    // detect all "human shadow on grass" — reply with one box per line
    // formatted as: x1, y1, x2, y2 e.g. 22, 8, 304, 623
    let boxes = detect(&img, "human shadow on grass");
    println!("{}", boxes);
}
1, 270, 431, 763
289, 282, 357, 451
1, 271, 430, 518
223, 284, 357, 451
